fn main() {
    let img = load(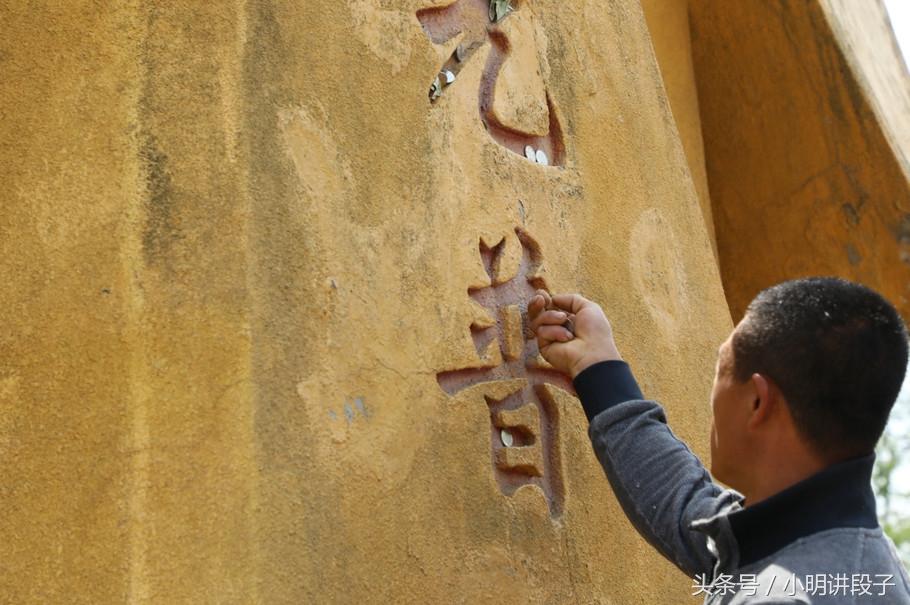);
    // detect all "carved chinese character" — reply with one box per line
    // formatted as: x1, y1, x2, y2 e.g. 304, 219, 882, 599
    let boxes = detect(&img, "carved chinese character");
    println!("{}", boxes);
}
437, 227, 573, 516
417, 0, 565, 167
